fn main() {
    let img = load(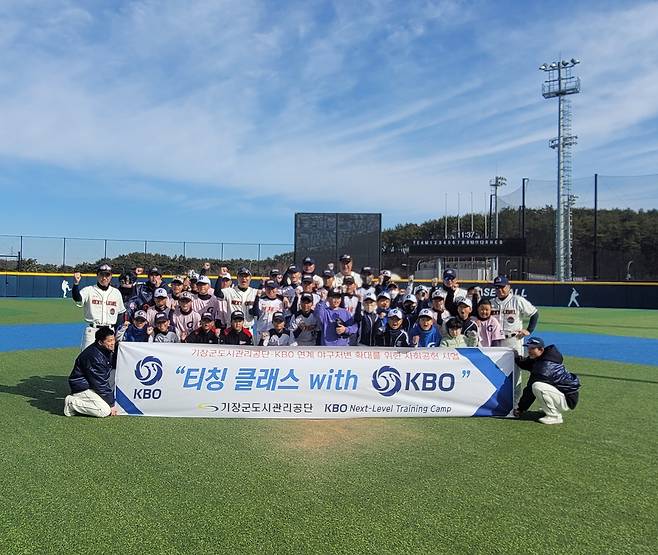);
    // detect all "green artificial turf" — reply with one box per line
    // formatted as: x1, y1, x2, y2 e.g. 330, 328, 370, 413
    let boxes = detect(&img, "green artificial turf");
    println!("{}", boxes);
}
0, 298, 82, 325
0, 348, 656, 554
536, 307, 658, 339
